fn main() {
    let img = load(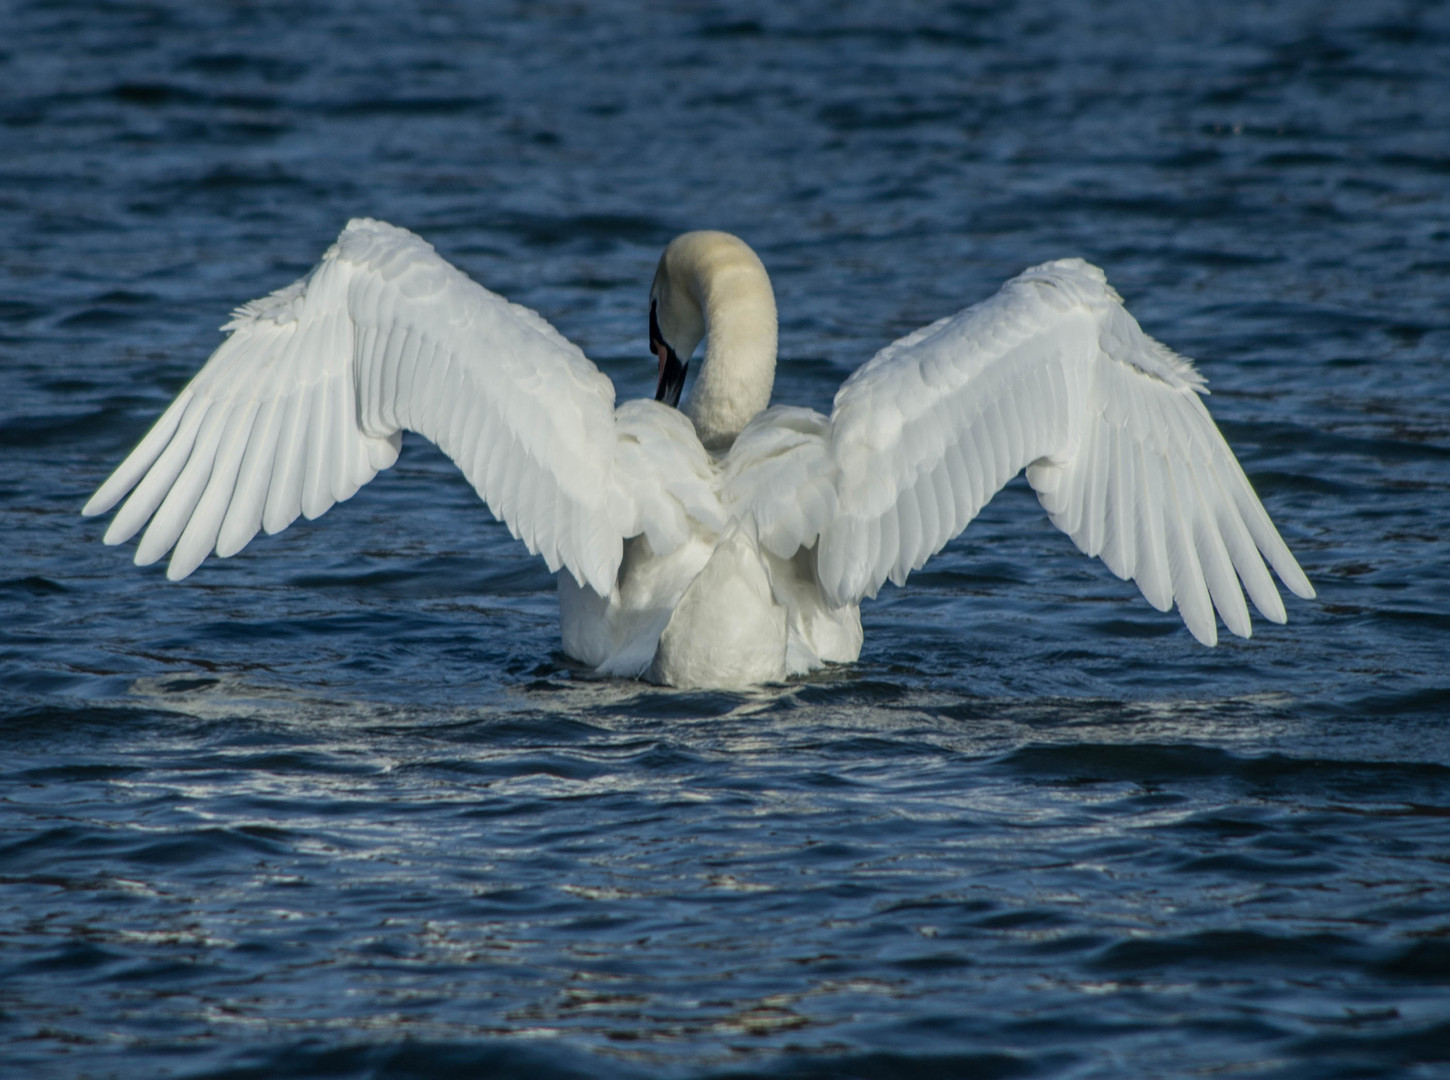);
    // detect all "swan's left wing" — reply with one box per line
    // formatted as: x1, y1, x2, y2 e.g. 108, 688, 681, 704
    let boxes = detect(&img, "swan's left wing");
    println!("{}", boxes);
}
83, 218, 710, 595
805, 258, 1313, 645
